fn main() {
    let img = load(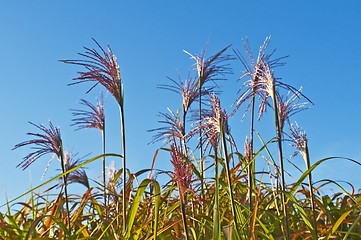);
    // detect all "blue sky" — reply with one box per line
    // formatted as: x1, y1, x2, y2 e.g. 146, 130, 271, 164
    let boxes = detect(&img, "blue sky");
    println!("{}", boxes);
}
1, 1, 360, 204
